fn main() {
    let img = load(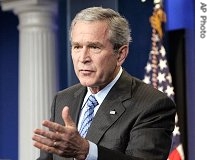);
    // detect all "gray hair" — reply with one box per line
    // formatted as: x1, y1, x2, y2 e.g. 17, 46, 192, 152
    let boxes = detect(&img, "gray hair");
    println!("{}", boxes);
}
69, 7, 132, 51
